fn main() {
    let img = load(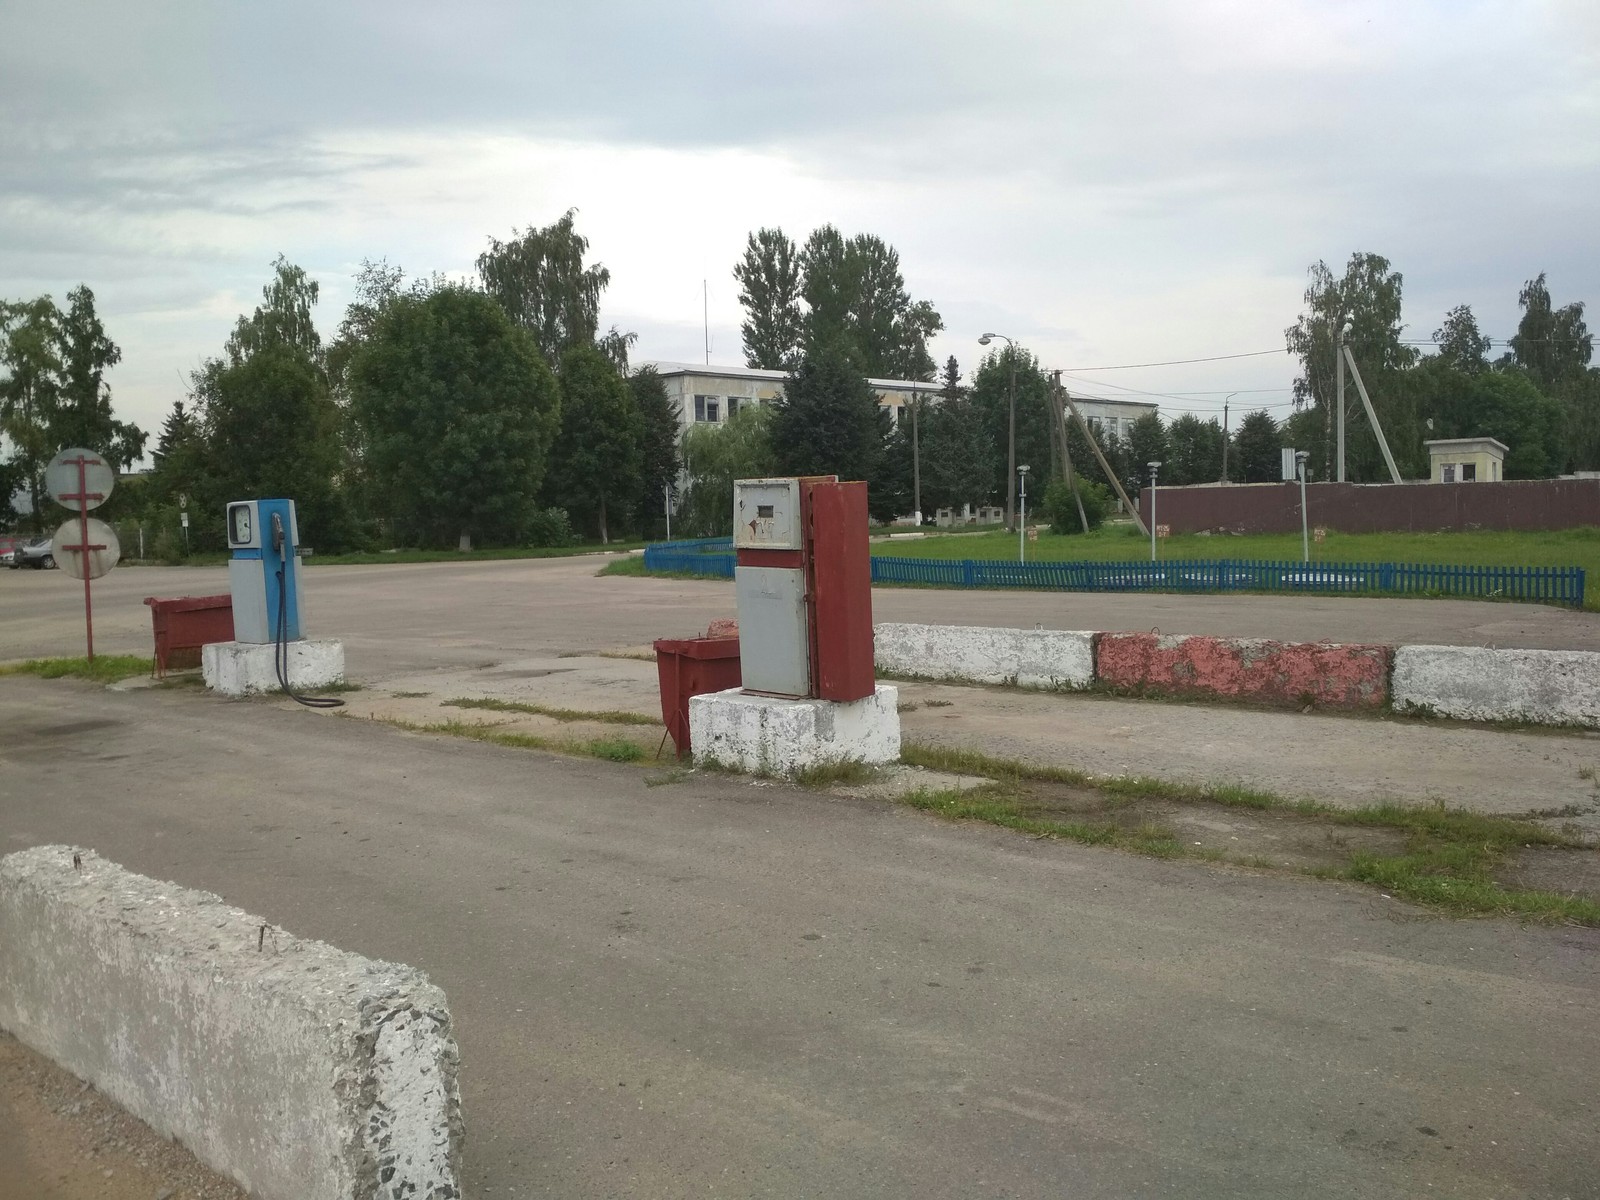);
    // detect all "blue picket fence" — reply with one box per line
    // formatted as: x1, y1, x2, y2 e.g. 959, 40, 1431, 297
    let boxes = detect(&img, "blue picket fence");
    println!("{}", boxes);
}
642, 538, 1586, 608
